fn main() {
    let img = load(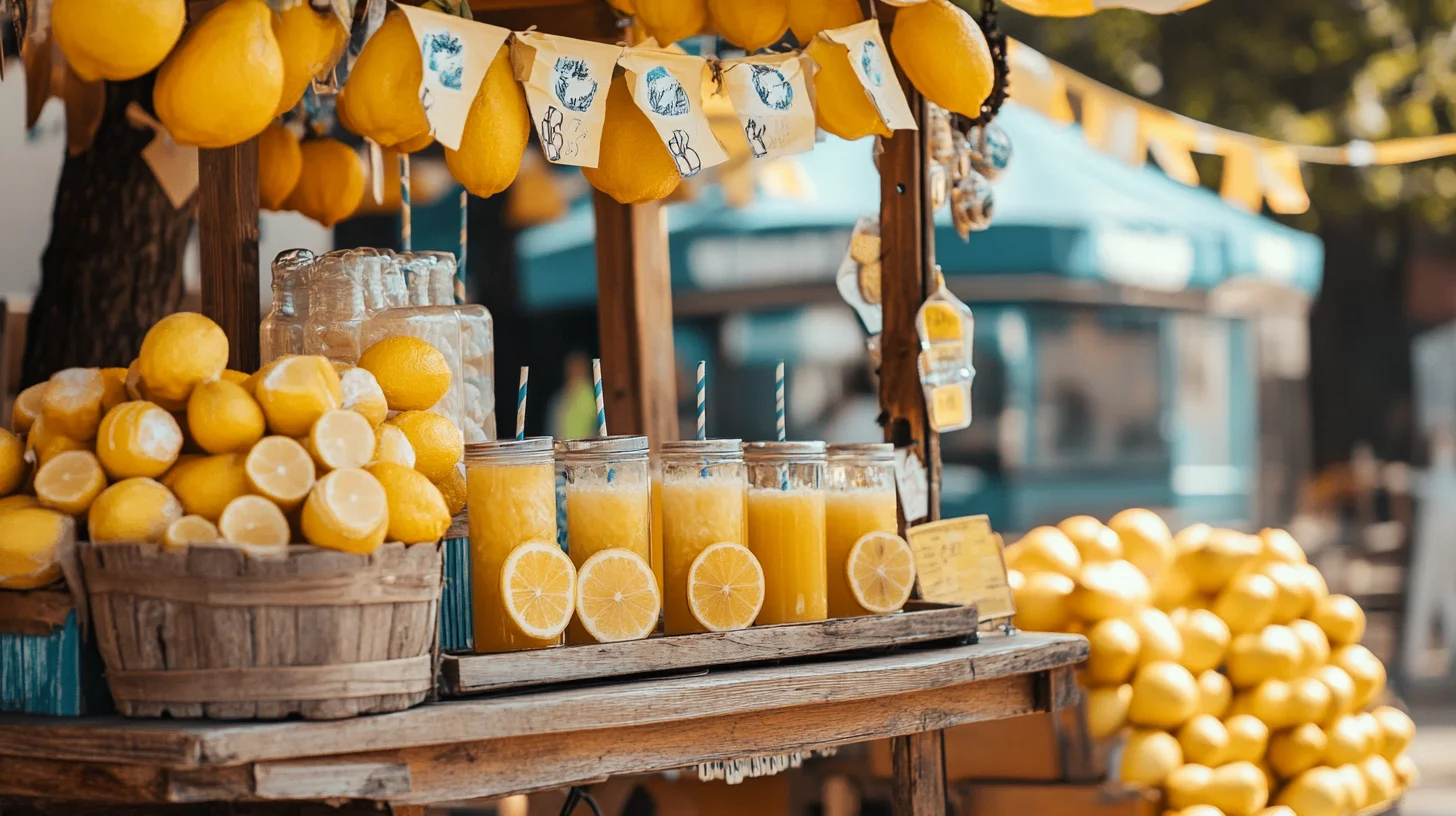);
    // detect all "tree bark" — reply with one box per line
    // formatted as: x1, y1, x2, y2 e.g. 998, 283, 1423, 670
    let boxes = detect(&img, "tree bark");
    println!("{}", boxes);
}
21, 74, 197, 388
